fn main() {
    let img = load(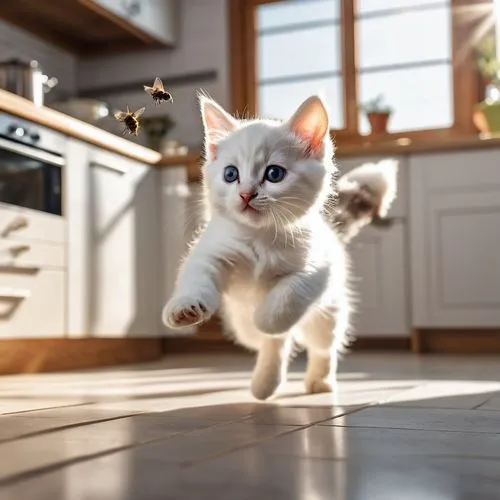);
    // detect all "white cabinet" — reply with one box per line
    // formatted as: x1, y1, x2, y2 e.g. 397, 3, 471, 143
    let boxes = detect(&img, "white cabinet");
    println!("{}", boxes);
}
349, 223, 410, 337
86, 0, 176, 45
66, 140, 160, 337
158, 166, 190, 336
0, 204, 66, 338
409, 149, 500, 327
338, 156, 410, 337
